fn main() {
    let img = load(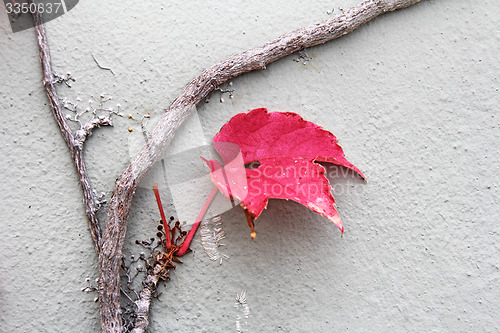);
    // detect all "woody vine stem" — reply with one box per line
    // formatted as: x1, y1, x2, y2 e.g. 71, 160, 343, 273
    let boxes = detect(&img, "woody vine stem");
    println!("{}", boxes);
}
31, 0, 422, 332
